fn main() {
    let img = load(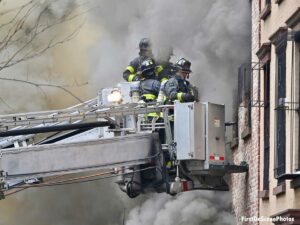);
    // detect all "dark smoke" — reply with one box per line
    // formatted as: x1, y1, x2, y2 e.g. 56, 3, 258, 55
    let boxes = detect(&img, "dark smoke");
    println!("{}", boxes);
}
0, 0, 250, 224
0, 177, 143, 225
89, 0, 251, 123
